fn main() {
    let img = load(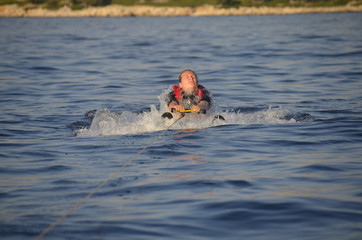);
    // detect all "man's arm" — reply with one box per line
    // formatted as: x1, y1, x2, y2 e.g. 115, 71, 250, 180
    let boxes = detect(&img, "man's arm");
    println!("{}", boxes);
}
196, 89, 211, 111
198, 100, 210, 110
168, 100, 185, 112
189, 100, 209, 113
